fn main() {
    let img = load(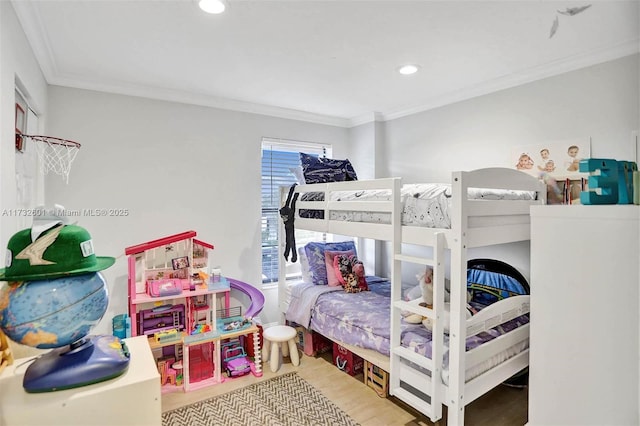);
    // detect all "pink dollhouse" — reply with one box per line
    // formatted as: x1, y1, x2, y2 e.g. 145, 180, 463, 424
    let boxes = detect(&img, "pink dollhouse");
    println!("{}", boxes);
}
125, 231, 262, 392
125, 231, 221, 336
126, 231, 227, 391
